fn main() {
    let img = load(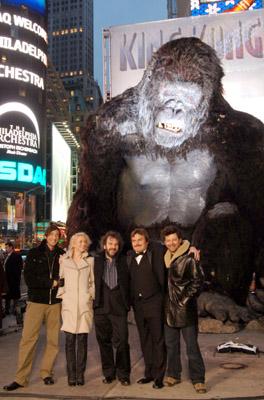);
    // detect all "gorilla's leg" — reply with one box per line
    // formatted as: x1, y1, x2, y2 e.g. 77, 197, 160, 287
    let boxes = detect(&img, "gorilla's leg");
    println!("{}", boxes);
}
192, 202, 254, 320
